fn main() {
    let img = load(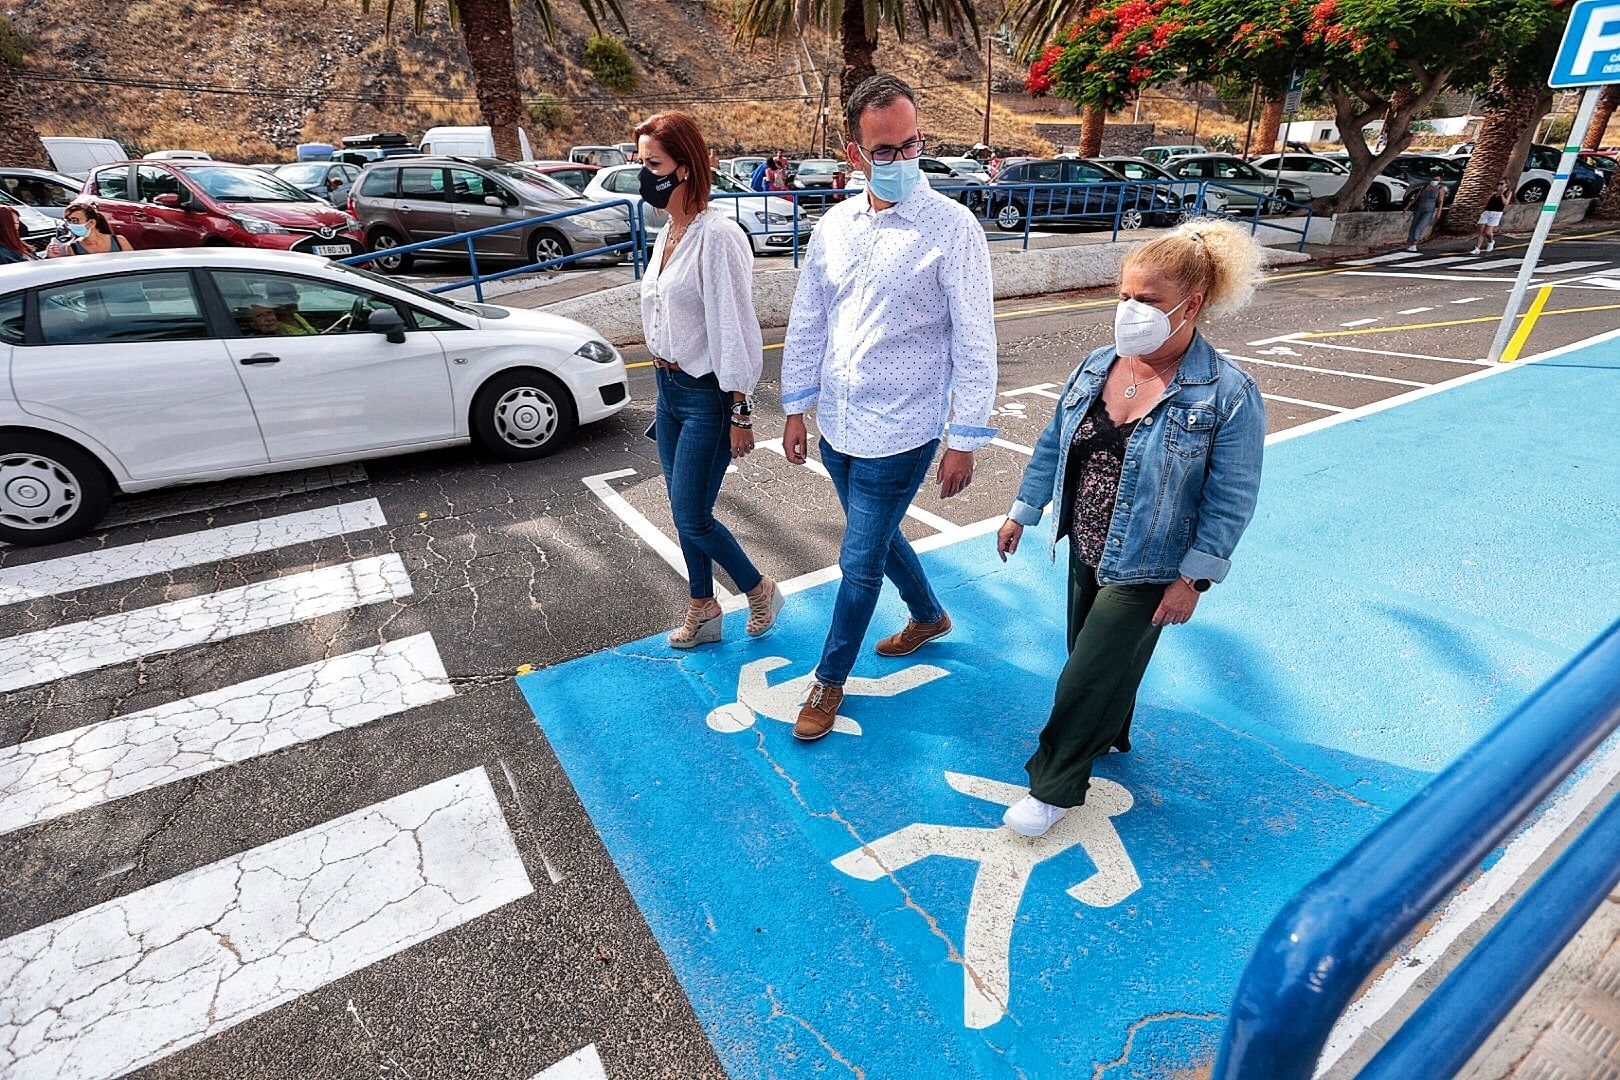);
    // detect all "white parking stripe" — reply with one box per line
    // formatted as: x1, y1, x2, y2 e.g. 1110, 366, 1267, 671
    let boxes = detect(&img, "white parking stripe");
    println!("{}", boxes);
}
101, 465, 370, 530
1532, 260, 1607, 274
1343, 271, 1518, 283
1397, 307, 1433, 315
1459, 257, 1524, 271
0, 555, 414, 695
998, 382, 1059, 397
582, 470, 733, 601
0, 635, 451, 836
530, 1045, 610, 1080
1395, 256, 1476, 269
1340, 252, 1425, 265
0, 768, 532, 1080
1338, 318, 1378, 327
1262, 393, 1347, 413
0, 501, 386, 607
1282, 339, 1489, 365
989, 438, 1035, 455
1449, 296, 1484, 304
1222, 354, 1428, 387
